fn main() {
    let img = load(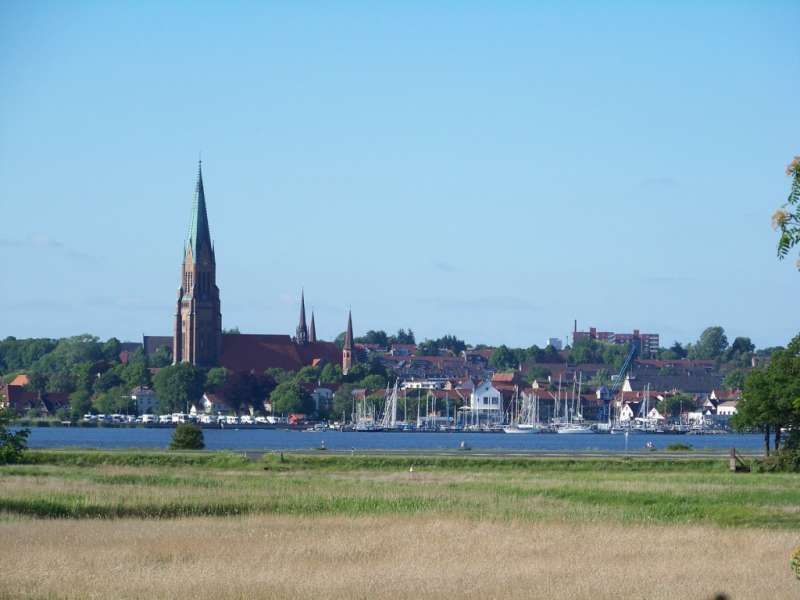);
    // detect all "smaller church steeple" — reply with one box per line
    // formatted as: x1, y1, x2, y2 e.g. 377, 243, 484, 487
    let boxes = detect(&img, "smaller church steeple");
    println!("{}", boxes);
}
342, 309, 354, 374
296, 290, 309, 345
309, 310, 317, 343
